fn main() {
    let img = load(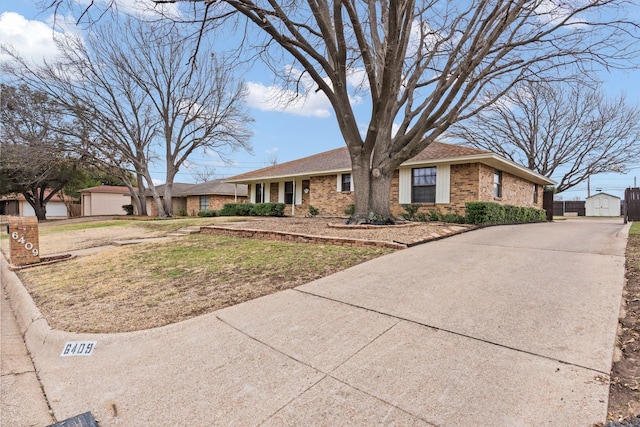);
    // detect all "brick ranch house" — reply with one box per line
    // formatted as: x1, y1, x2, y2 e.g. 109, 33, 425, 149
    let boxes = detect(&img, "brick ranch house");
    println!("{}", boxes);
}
80, 180, 247, 217
223, 142, 555, 218
146, 180, 248, 217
